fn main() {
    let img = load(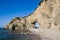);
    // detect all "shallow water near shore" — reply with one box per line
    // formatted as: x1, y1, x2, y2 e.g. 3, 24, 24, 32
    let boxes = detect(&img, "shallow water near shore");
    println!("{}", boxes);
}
0, 28, 41, 40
